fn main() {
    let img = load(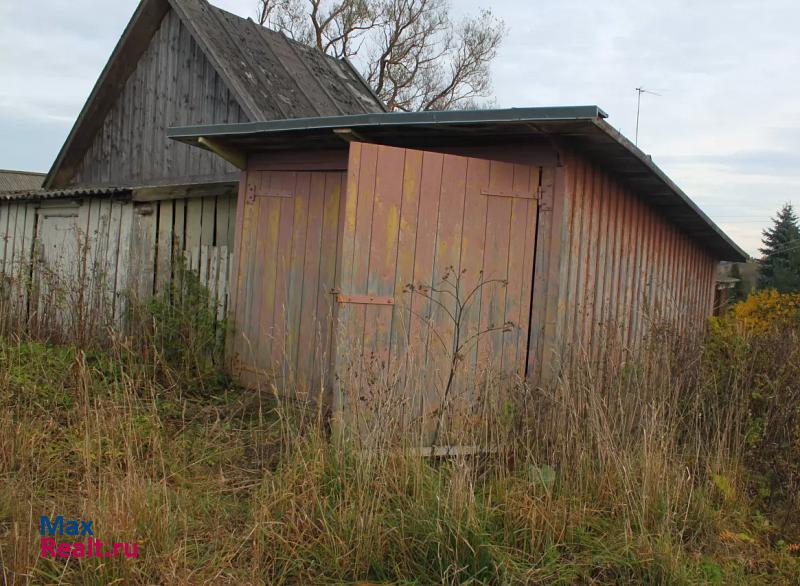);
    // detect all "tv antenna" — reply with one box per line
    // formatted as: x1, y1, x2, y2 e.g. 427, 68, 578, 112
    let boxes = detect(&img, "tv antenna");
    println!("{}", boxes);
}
635, 87, 661, 146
